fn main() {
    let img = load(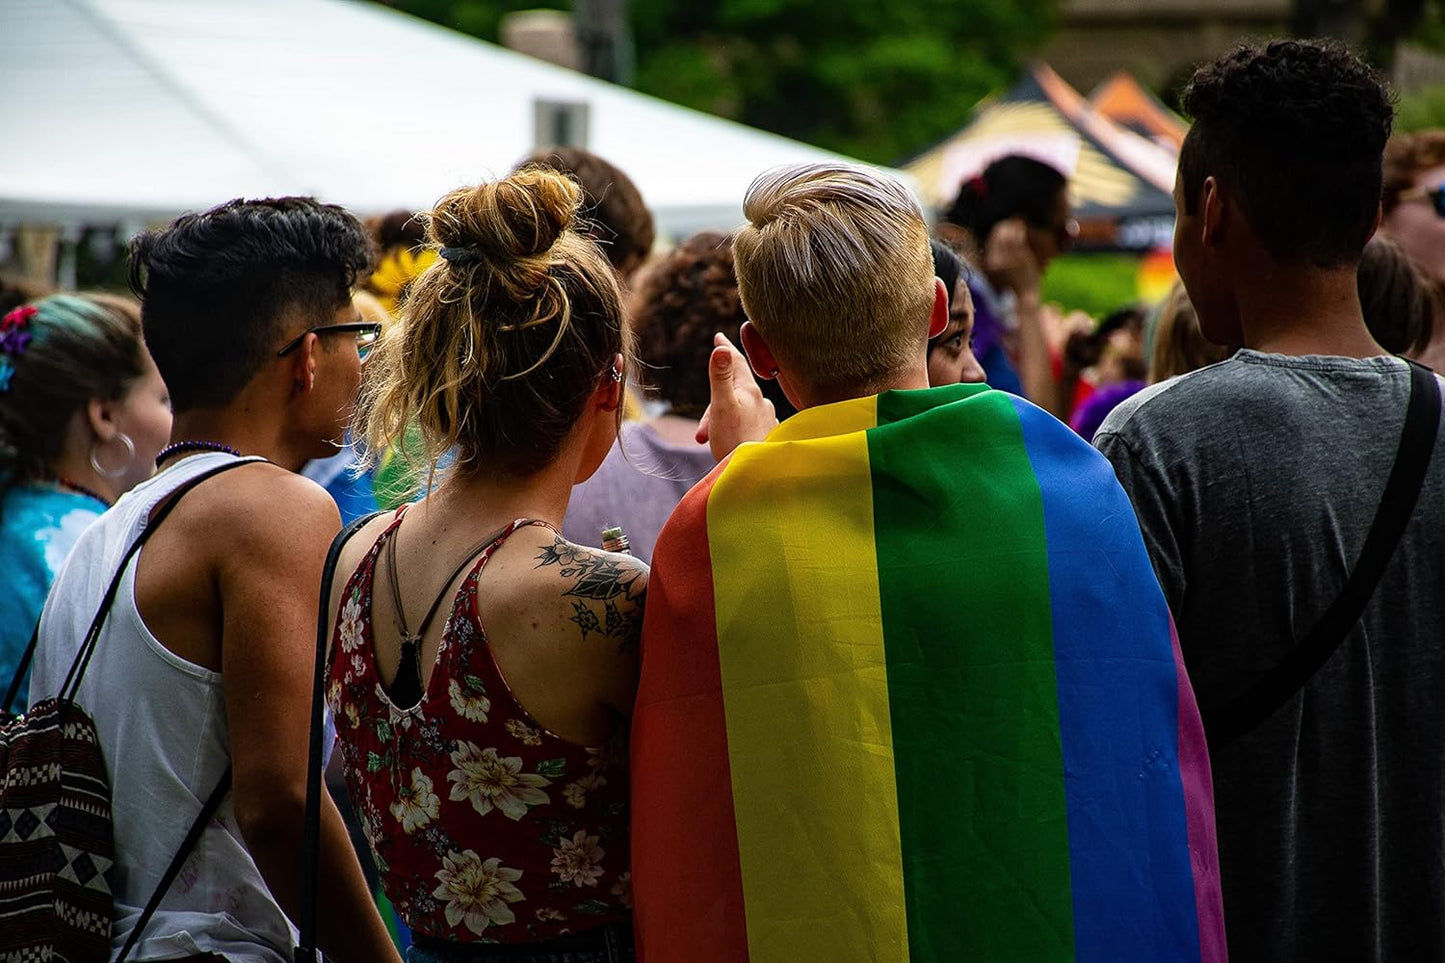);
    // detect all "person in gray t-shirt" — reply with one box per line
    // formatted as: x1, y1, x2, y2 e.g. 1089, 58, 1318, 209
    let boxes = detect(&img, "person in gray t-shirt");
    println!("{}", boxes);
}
1095, 41, 1444, 963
